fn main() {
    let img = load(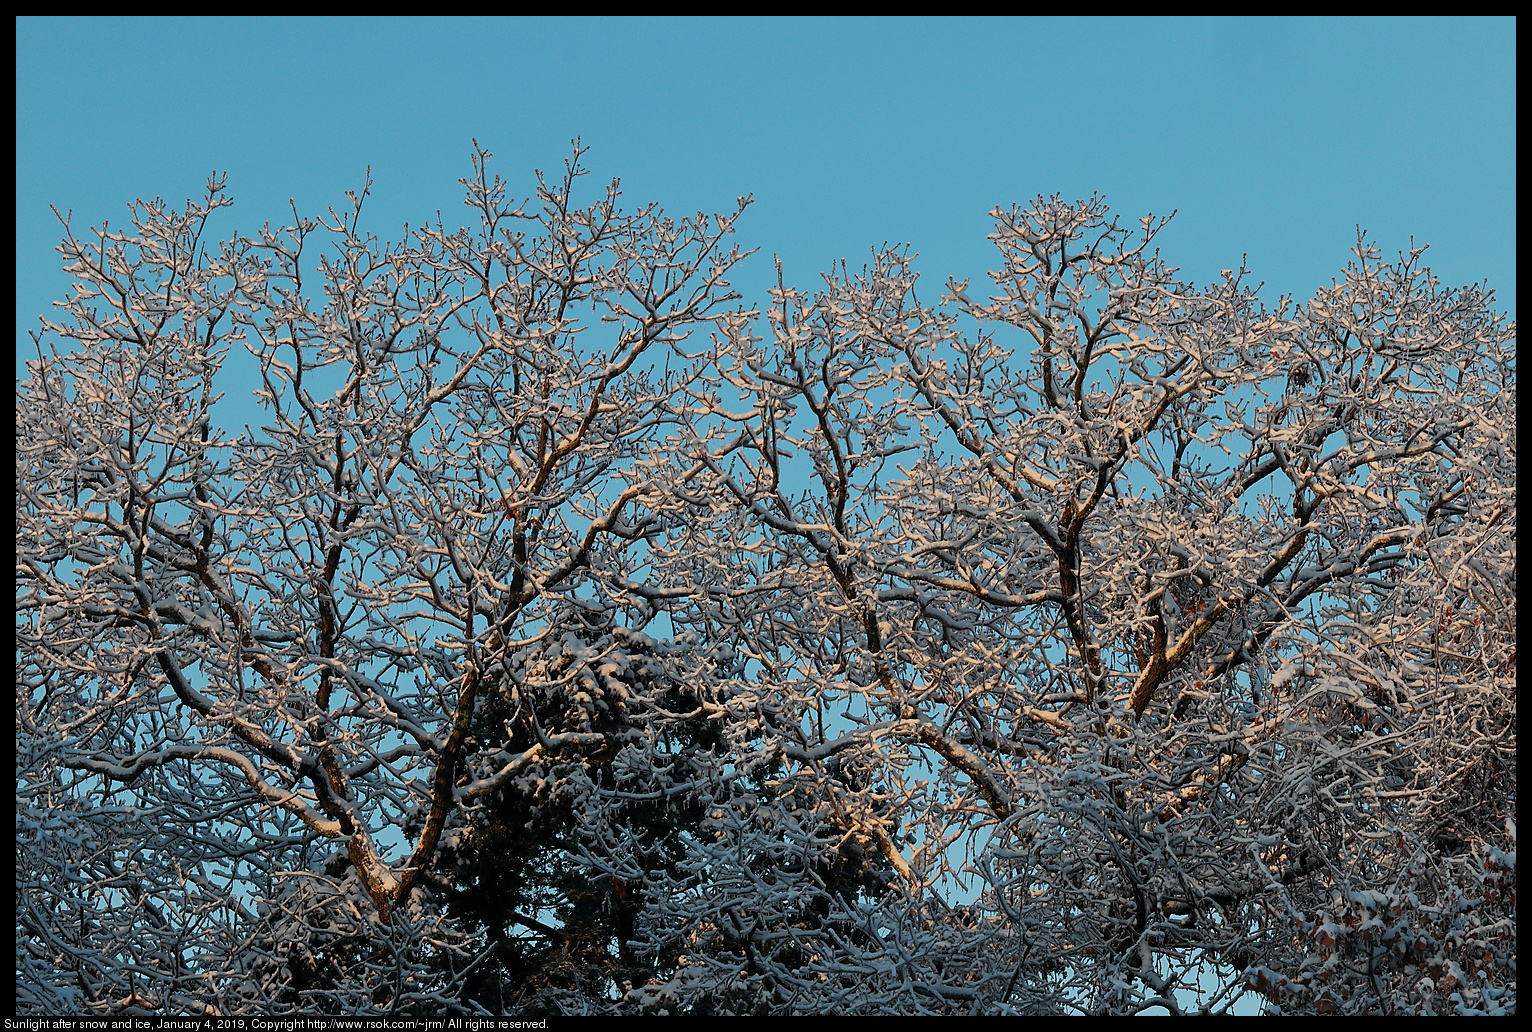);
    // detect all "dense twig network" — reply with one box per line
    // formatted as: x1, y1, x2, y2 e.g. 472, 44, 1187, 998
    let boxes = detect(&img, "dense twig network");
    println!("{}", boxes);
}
17, 144, 1514, 1015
